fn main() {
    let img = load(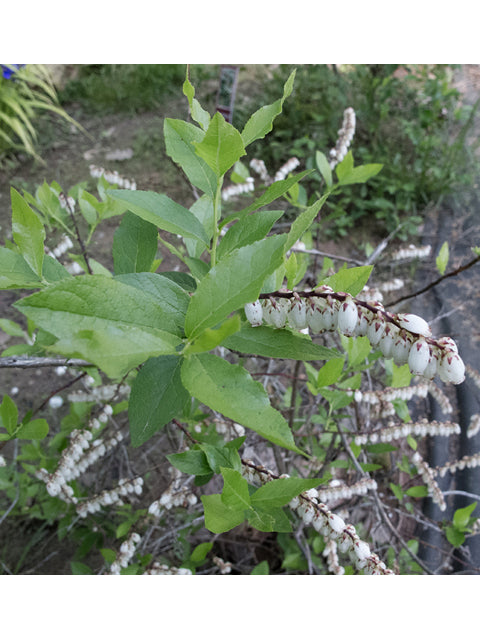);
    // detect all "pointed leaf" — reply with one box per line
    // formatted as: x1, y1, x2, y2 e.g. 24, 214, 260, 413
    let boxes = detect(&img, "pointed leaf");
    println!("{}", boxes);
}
201, 494, 245, 534
185, 234, 286, 339
128, 355, 189, 447
217, 210, 284, 260
112, 211, 158, 275
181, 353, 300, 452
250, 477, 321, 509
11, 187, 45, 278
194, 112, 246, 177
220, 467, 251, 510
